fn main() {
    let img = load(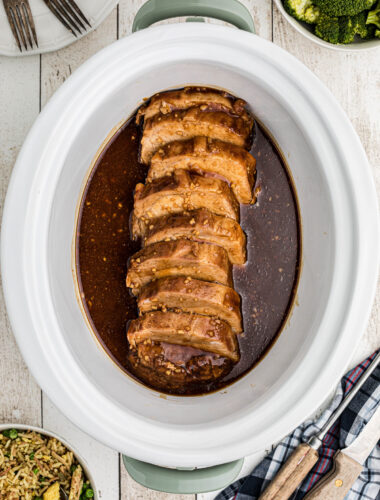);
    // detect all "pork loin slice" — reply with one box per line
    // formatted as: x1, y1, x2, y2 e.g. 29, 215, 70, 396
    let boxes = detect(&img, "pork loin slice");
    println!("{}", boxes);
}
138, 276, 243, 333
128, 341, 232, 394
148, 137, 256, 203
127, 311, 239, 361
140, 107, 253, 164
136, 87, 251, 123
132, 170, 239, 238
141, 209, 246, 265
126, 240, 232, 295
